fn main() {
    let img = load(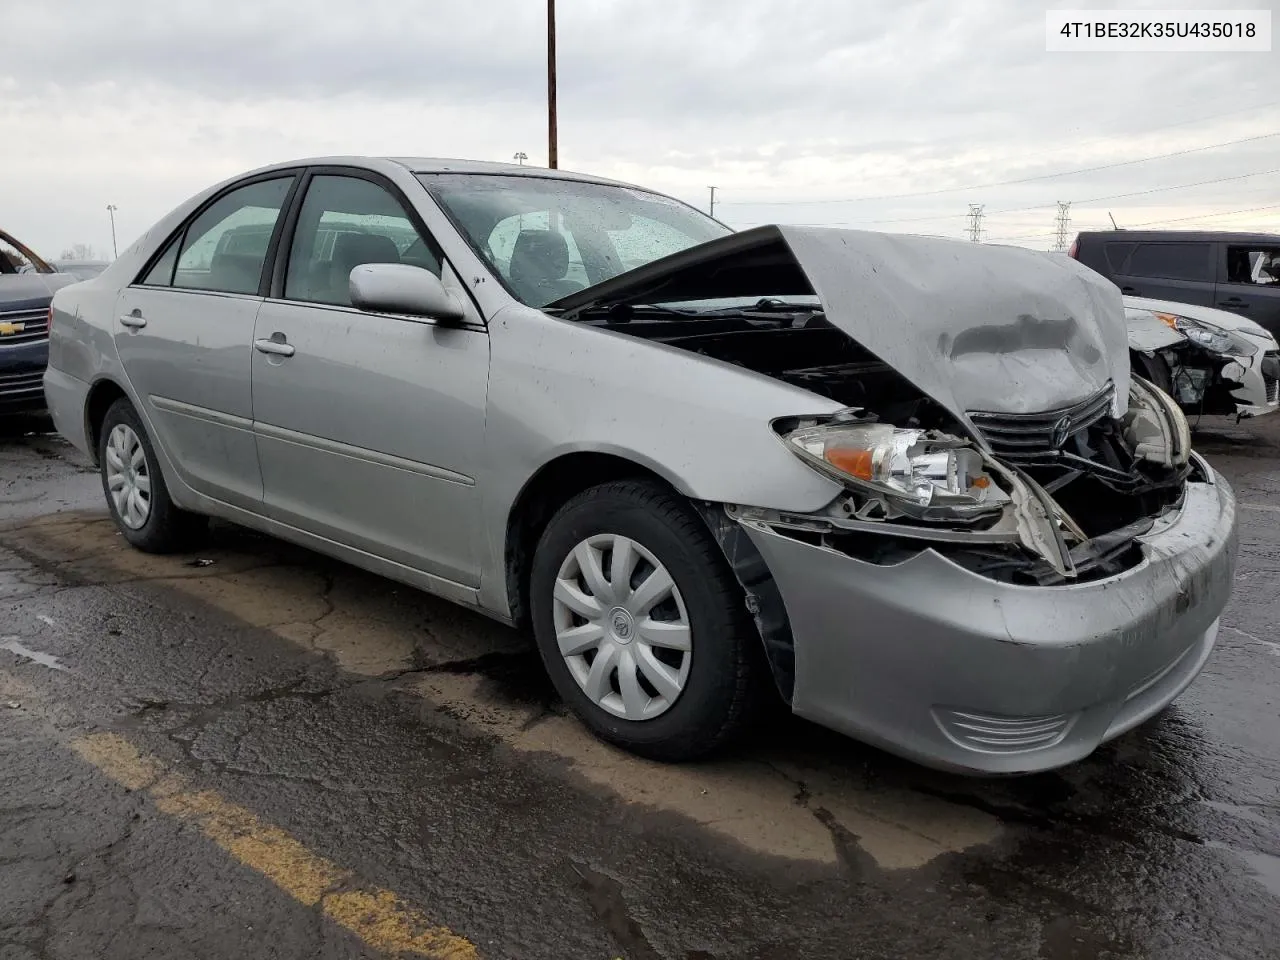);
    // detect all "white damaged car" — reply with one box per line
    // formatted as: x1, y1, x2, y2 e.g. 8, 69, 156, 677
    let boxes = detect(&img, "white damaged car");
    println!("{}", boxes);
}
1126, 296, 1280, 419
